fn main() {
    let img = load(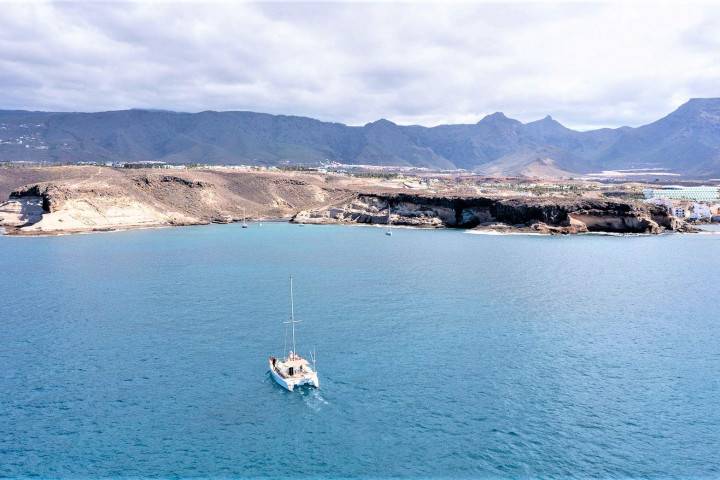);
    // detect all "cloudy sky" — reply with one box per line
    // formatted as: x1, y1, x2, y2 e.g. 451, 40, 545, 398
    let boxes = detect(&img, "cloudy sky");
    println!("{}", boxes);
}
1, 1, 719, 129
